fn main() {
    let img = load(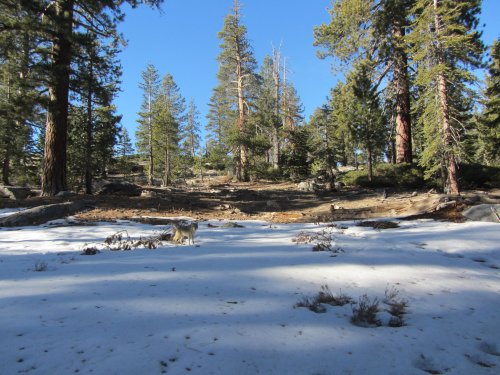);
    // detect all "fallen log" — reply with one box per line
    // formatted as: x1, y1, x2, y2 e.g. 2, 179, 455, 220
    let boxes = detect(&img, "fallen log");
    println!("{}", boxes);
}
0, 201, 88, 227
